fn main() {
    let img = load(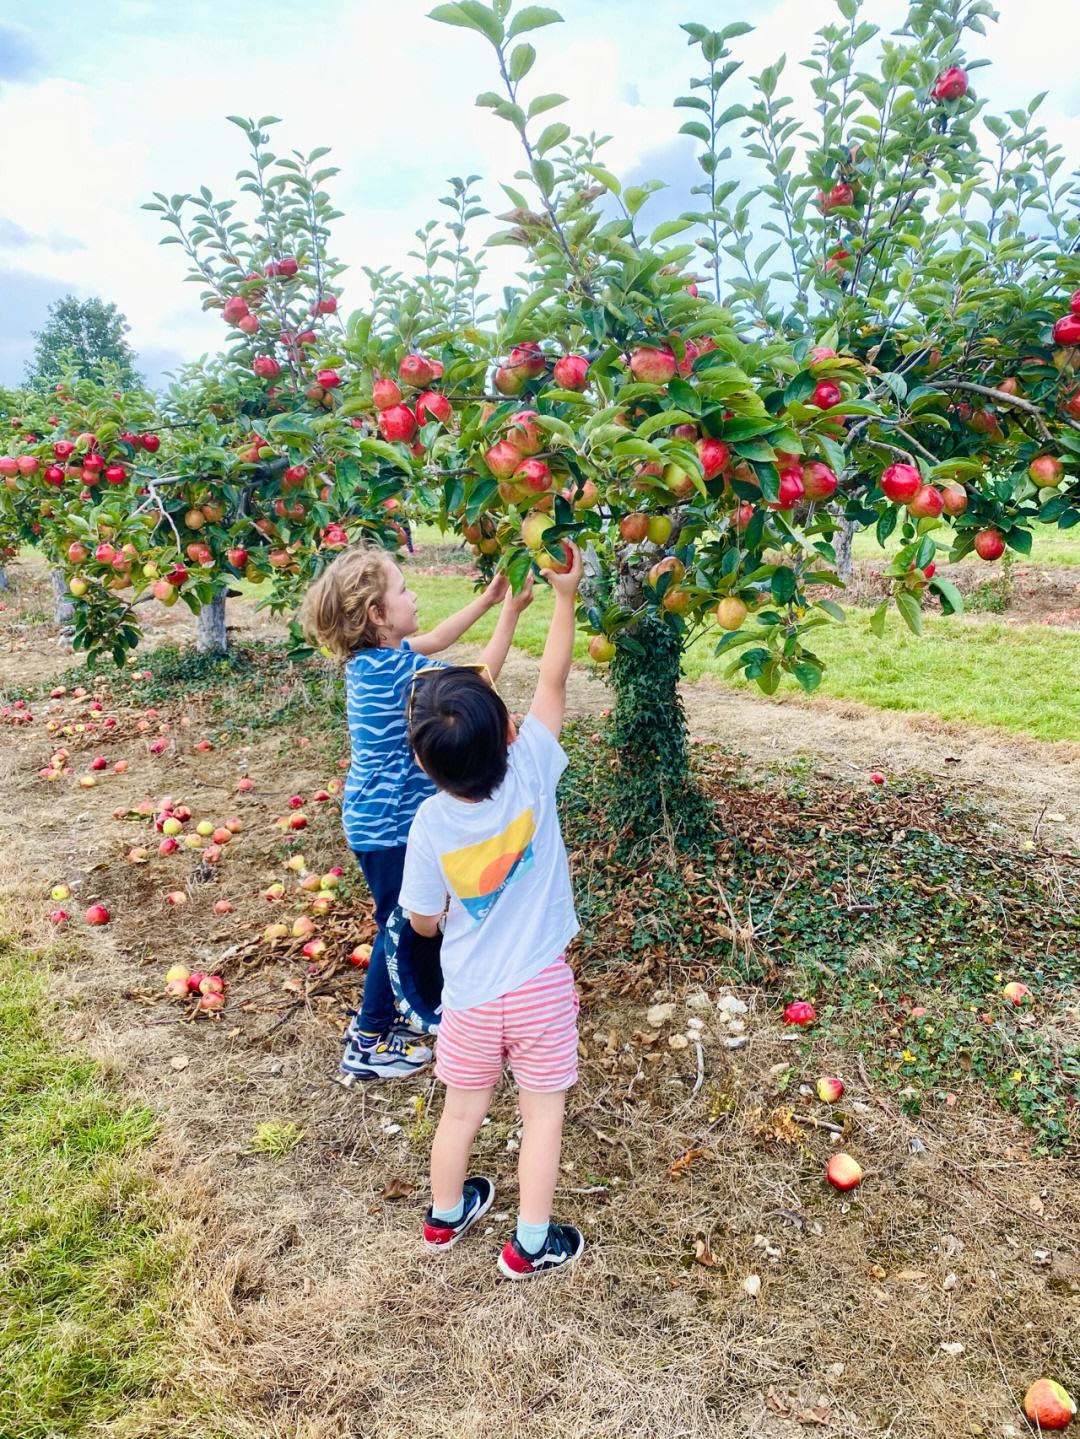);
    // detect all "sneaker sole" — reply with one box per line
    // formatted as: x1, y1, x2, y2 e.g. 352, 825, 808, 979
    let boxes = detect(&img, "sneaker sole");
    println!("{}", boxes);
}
335, 1058, 432, 1086
423, 1181, 495, 1252
497, 1234, 585, 1280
